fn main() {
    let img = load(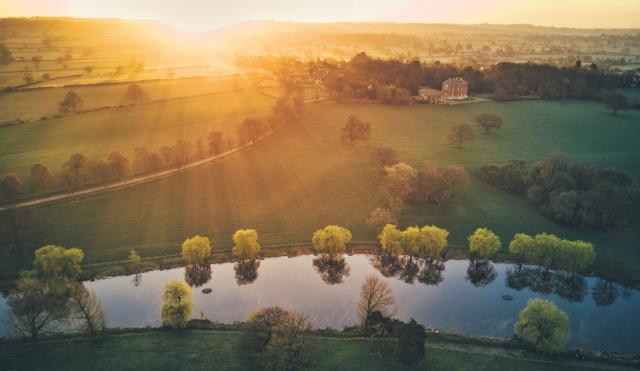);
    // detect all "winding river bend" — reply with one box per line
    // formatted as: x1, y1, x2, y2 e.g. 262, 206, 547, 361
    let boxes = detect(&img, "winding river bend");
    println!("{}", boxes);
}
1, 254, 638, 354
